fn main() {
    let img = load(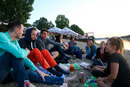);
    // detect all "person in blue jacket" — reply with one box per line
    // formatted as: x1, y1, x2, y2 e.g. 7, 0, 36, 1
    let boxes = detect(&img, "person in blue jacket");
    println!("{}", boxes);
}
85, 40, 97, 60
0, 21, 76, 87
